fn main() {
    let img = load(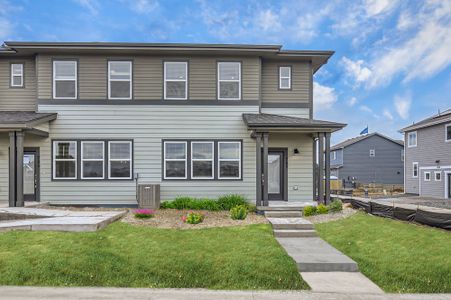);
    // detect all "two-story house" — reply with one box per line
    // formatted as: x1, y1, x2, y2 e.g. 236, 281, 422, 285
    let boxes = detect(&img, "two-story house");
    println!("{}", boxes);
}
0, 41, 345, 208
330, 132, 404, 185
401, 109, 451, 199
